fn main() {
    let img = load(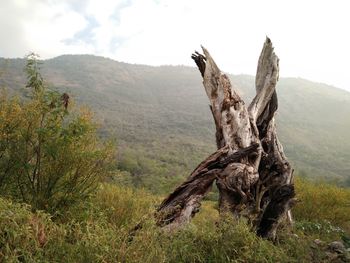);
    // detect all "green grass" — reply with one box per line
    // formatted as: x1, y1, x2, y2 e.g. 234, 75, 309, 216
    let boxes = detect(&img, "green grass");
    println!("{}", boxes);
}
294, 177, 350, 232
1, 179, 349, 262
